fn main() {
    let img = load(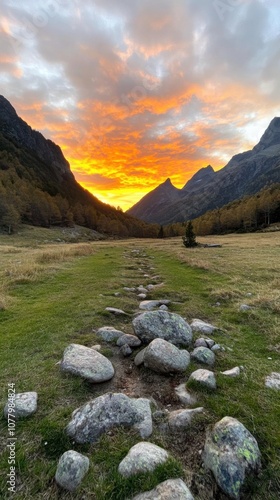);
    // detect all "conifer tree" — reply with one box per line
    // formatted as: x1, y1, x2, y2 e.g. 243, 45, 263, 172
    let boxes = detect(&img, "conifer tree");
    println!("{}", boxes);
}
183, 221, 197, 247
